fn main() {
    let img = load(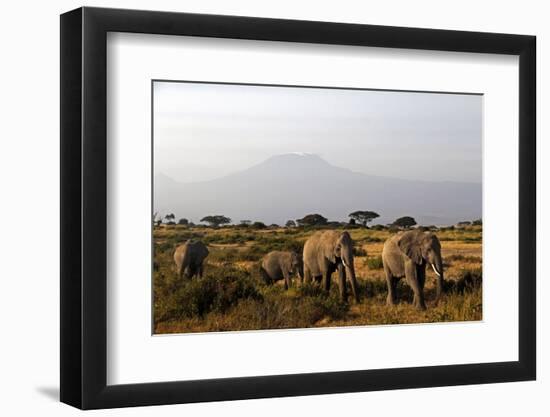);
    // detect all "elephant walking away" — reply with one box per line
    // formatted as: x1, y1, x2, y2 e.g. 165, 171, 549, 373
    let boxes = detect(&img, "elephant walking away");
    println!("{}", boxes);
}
260, 251, 303, 290
302, 230, 359, 303
381, 229, 444, 310
173, 240, 209, 279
